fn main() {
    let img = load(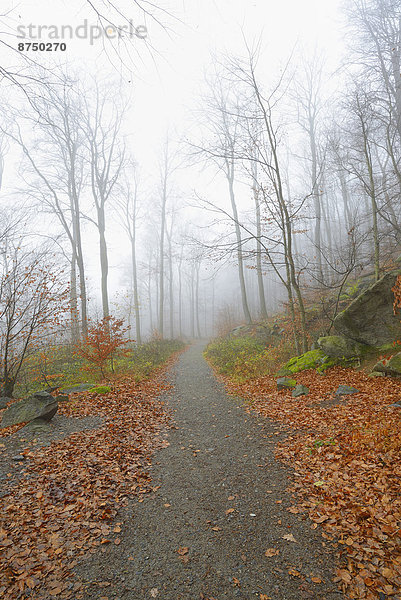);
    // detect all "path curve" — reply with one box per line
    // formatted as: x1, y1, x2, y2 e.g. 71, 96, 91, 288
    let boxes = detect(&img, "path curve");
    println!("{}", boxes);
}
77, 342, 343, 600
